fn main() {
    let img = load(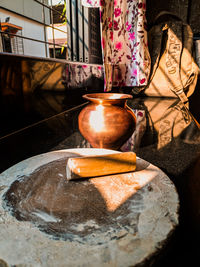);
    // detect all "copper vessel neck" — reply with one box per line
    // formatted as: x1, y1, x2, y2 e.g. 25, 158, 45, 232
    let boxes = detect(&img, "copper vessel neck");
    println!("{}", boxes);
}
83, 93, 133, 106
